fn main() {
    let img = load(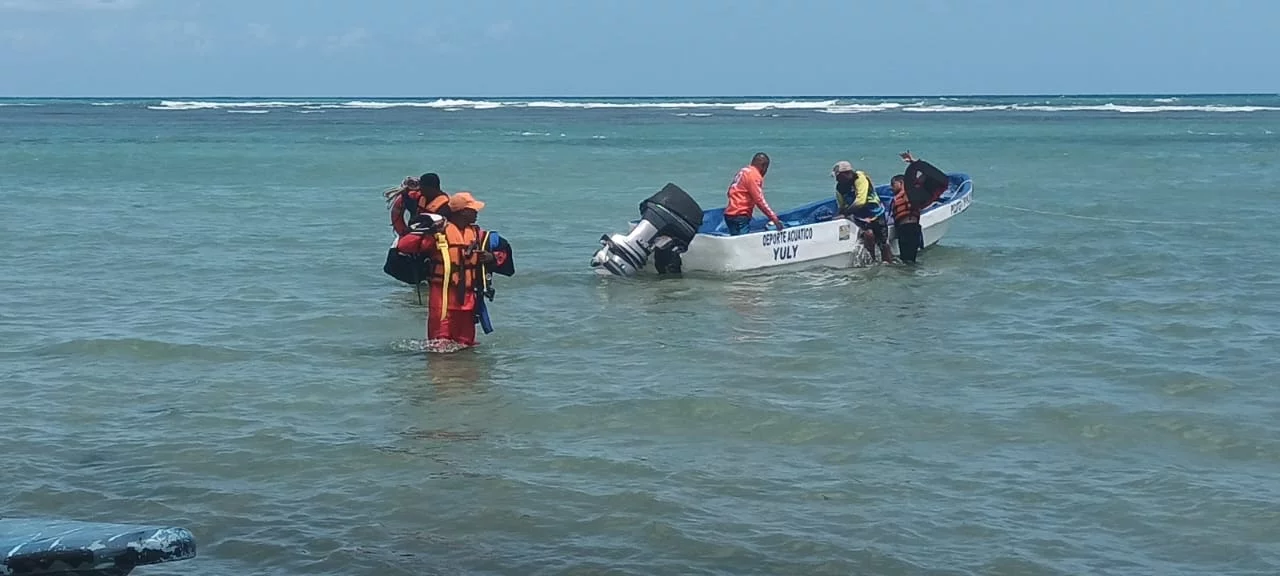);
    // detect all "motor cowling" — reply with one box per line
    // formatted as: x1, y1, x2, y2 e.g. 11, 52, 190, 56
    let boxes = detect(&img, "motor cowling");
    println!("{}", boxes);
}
590, 183, 705, 277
